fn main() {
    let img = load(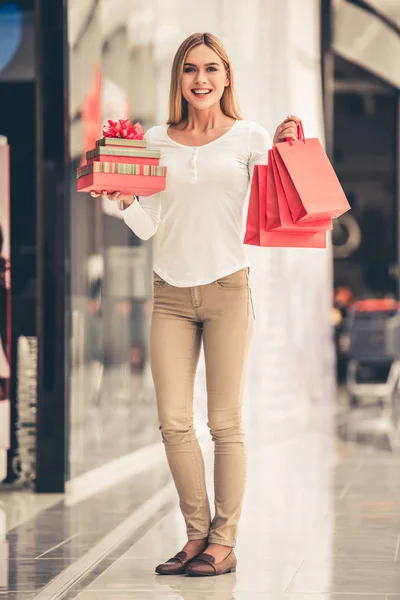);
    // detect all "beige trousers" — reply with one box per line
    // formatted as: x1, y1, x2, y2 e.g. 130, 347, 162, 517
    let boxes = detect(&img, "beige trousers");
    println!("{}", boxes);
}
150, 268, 254, 547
